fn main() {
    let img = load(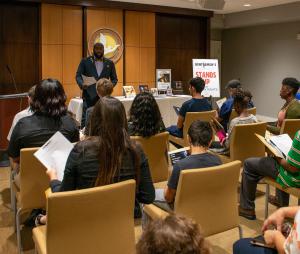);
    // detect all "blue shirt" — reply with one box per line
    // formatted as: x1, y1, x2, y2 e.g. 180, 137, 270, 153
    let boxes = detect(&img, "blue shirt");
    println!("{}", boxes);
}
296, 93, 300, 100
179, 98, 212, 118
219, 97, 234, 131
